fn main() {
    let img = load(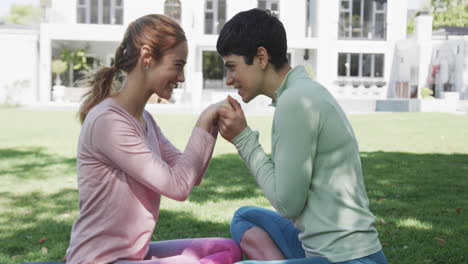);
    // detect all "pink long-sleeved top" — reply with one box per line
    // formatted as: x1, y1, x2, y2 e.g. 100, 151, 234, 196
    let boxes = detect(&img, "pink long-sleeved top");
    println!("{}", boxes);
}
66, 98, 216, 264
